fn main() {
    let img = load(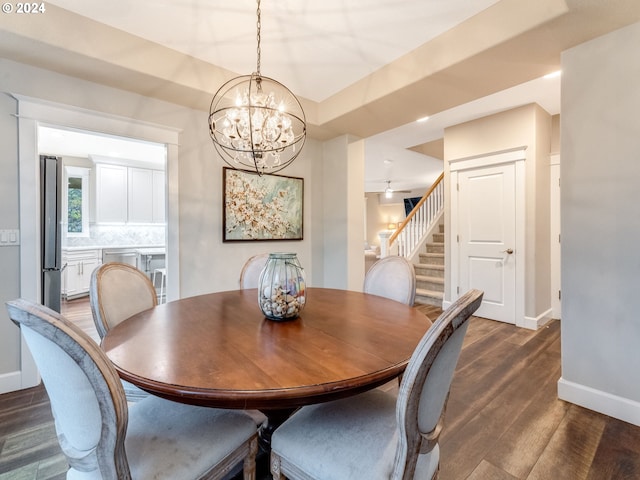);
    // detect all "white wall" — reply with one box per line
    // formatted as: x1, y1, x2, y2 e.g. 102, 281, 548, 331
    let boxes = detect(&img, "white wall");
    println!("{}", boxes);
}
179, 139, 319, 296
558, 21, 640, 425
347, 140, 366, 291
320, 135, 366, 290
